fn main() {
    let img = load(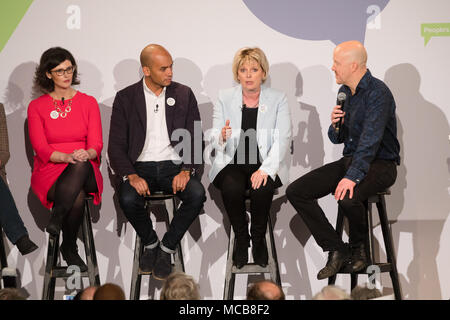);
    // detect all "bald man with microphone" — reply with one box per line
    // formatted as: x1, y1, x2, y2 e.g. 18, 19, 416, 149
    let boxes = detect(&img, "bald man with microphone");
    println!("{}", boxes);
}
286, 41, 400, 280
